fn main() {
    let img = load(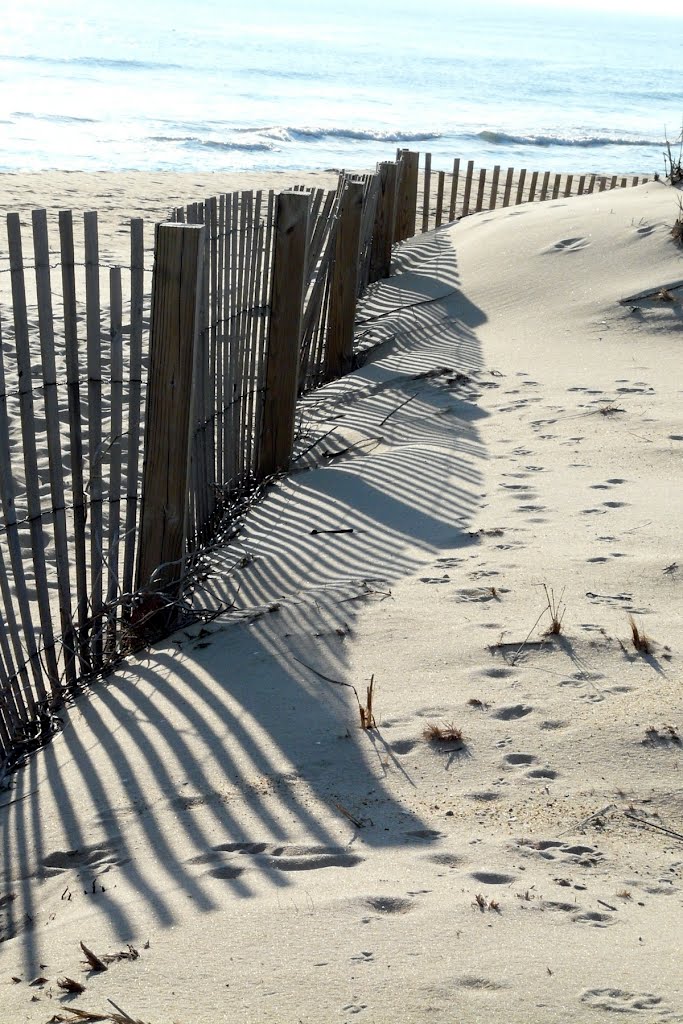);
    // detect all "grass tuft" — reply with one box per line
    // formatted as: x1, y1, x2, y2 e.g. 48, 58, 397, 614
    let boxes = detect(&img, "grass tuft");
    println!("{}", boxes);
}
543, 584, 566, 636
423, 721, 464, 744
628, 615, 652, 655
